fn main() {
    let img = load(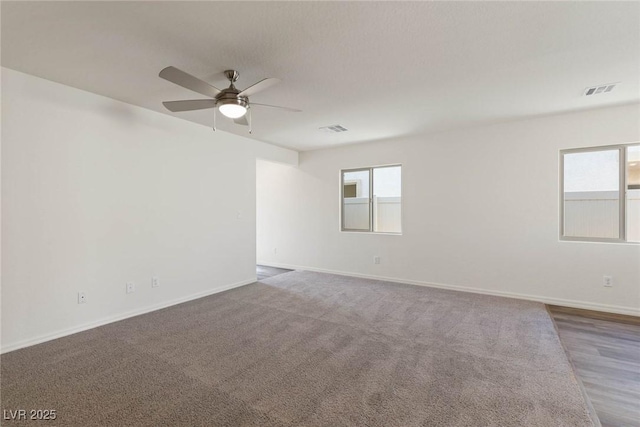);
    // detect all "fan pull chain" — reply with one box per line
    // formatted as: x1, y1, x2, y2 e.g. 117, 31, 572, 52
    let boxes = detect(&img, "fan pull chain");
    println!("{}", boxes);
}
249, 107, 252, 134
213, 107, 217, 132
